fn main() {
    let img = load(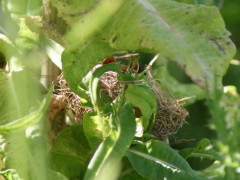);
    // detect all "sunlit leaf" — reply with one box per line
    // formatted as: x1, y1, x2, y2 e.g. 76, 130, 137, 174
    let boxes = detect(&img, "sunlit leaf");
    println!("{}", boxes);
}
83, 112, 111, 149
95, 0, 236, 91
